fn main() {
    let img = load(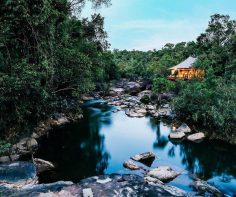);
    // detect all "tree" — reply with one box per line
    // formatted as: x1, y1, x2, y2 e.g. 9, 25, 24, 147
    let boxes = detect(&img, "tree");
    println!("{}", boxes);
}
0, 0, 112, 137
